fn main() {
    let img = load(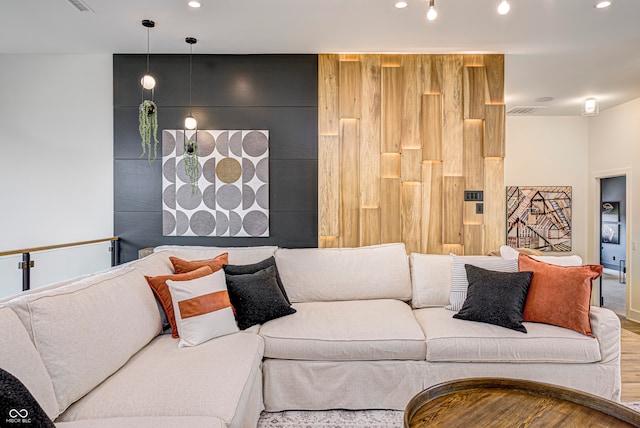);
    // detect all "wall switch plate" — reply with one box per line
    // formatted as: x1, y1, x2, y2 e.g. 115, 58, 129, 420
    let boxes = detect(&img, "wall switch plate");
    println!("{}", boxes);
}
476, 203, 483, 214
465, 190, 484, 202
633, 241, 638, 251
